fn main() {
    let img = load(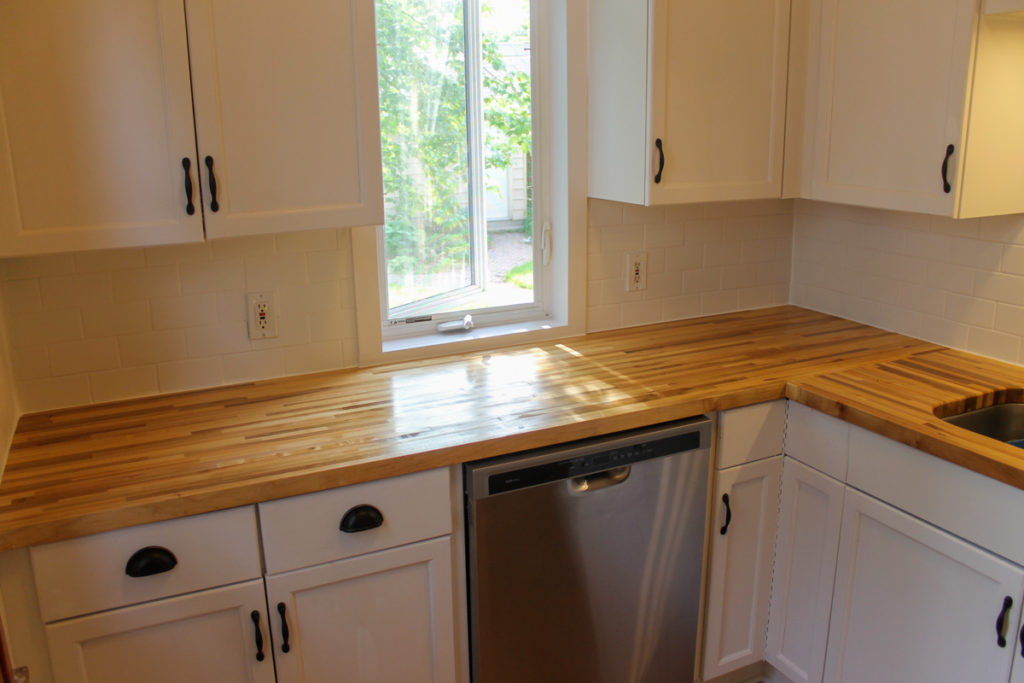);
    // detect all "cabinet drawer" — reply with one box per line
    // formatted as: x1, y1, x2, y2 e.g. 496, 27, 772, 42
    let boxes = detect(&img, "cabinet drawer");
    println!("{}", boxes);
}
31, 506, 261, 623
717, 400, 787, 469
259, 468, 452, 574
785, 401, 849, 481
